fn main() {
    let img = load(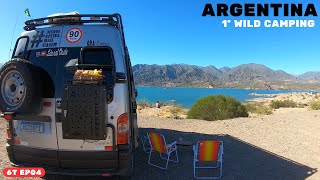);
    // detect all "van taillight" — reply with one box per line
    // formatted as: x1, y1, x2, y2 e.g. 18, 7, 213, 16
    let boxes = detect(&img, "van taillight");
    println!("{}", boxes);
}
4, 114, 13, 121
6, 128, 11, 139
4, 116, 12, 139
117, 113, 128, 144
